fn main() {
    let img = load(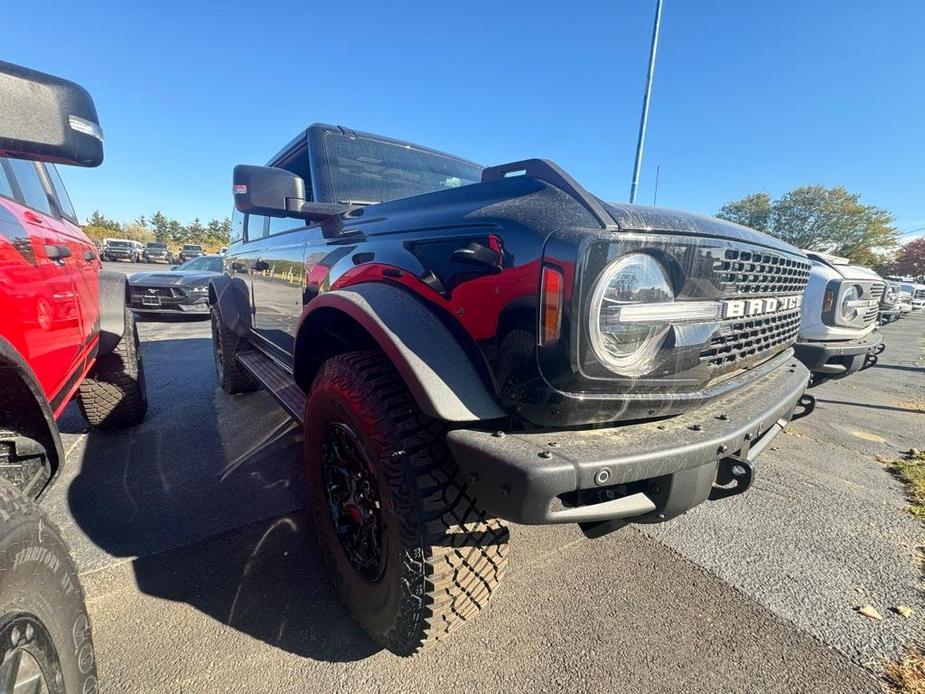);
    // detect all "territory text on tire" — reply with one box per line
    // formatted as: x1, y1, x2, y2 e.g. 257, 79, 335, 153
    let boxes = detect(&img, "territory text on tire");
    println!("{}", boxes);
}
0, 480, 98, 693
